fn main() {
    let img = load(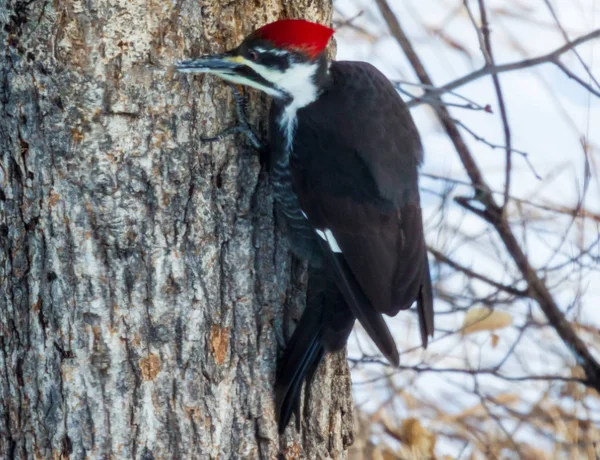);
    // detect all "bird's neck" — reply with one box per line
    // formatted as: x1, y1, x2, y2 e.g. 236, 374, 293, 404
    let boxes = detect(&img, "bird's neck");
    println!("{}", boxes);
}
276, 54, 330, 107
275, 55, 330, 153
